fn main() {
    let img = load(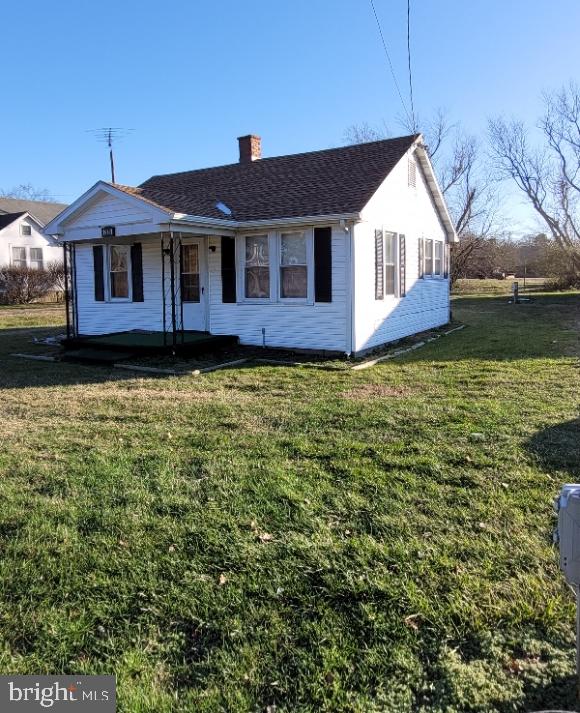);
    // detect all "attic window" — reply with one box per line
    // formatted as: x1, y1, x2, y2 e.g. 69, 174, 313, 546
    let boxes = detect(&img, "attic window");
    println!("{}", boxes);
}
408, 157, 417, 188
215, 201, 232, 217
21, 224, 32, 236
